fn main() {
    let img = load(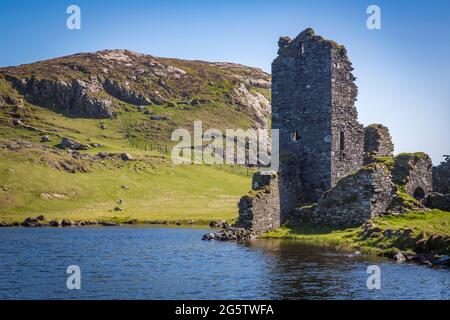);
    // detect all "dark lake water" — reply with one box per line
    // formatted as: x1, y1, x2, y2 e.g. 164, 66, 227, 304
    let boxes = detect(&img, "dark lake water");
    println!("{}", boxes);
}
0, 226, 448, 299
